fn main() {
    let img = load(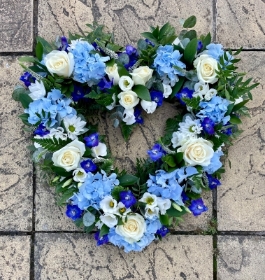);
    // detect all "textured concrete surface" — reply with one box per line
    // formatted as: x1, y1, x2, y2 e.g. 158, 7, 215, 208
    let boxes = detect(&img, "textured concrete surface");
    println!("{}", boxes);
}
217, 236, 265, 280
0, 56, 32, 231
0, 236, 30, 279
35, 233, 213, 280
